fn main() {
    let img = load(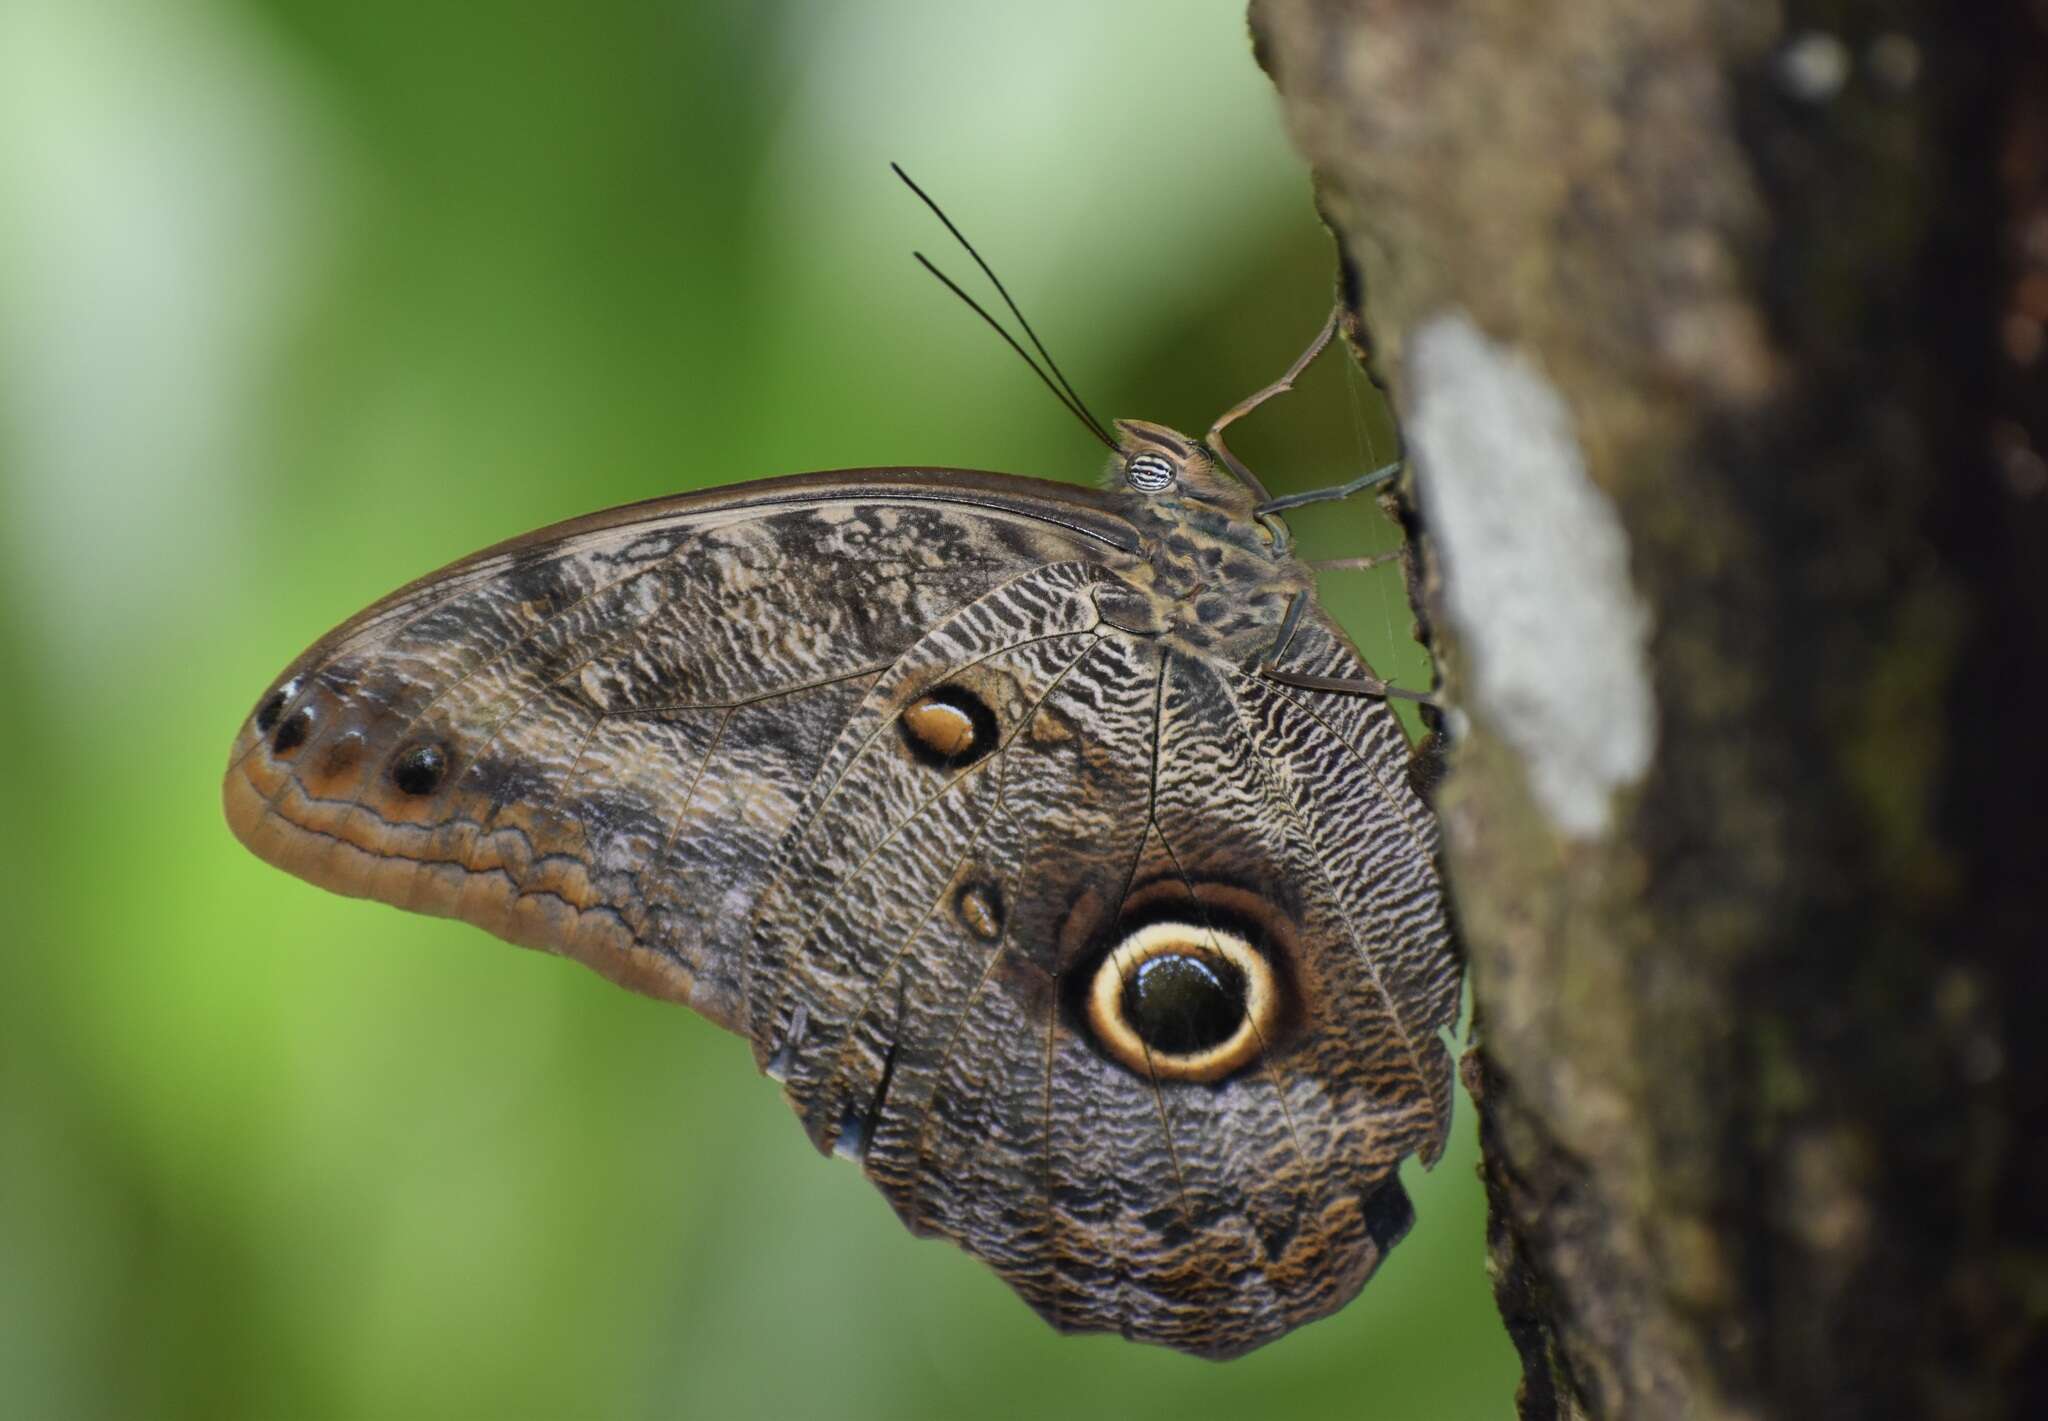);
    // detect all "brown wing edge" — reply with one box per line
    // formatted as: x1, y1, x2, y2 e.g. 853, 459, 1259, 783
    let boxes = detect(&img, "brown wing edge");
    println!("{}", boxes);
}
296, 468, 1138, 664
